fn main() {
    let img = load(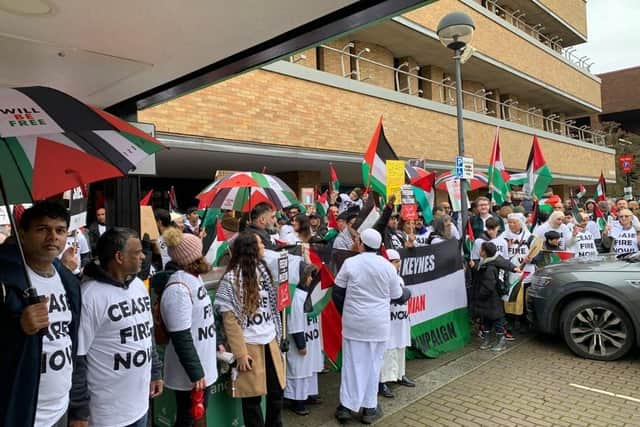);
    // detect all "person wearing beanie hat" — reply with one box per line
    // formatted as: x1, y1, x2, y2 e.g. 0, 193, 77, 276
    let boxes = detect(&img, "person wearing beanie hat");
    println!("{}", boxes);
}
332, 228, 408, 424
160, 227, 219, 425
378, 250, 415, 399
